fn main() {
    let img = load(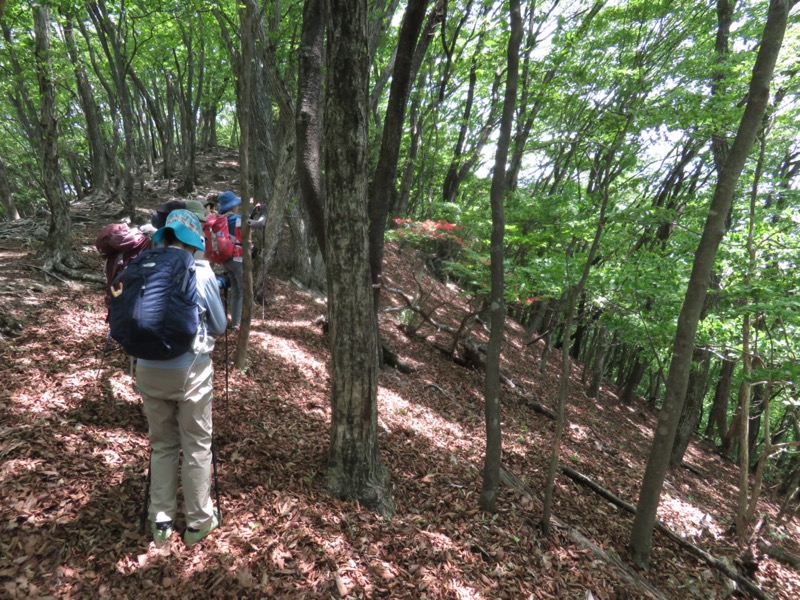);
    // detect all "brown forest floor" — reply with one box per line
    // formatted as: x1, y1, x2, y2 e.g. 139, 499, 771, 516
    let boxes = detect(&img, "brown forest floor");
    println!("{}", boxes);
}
1, 148, 799, 599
